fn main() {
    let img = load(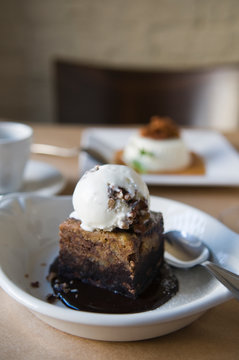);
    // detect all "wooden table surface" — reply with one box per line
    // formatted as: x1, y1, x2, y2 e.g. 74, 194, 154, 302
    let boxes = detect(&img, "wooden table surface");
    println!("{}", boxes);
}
1, 124, 239, 359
